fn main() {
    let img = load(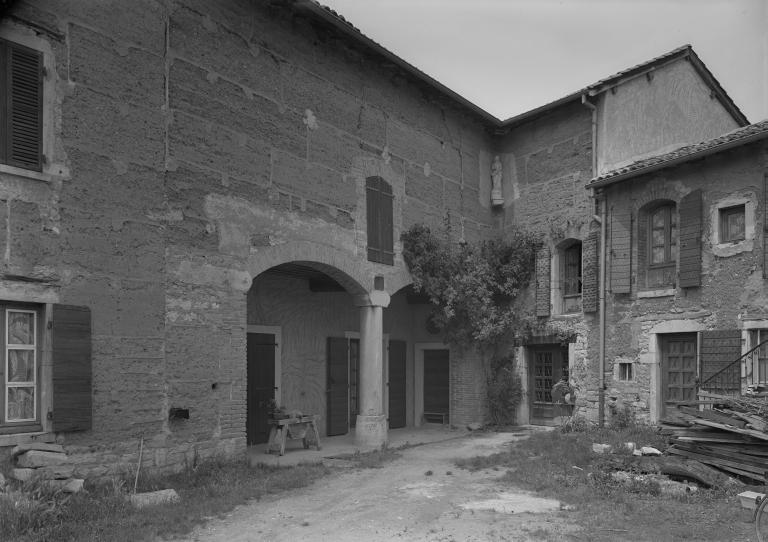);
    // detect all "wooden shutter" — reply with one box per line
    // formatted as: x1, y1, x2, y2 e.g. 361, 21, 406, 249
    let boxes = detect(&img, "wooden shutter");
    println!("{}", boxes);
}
535, 247, 550, 317
326, 337, 349, 436
678, 189, 702, 288
610, 210, 632, 293
52, 305, 92, 432
763, 173, 768, 278
582, 232, 598, 313
700, 330, 741, 392
1, 40, 43, 171
366, 176, 394, 266
388, 340, 406, 429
